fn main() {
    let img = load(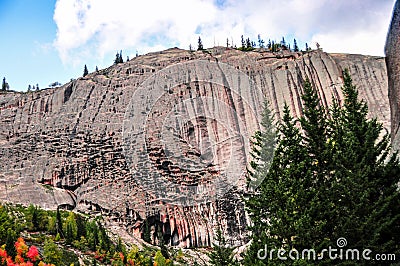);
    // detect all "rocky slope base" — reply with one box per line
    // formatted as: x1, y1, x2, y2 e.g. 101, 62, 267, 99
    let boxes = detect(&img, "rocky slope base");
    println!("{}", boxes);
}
0, 47, 389, 248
